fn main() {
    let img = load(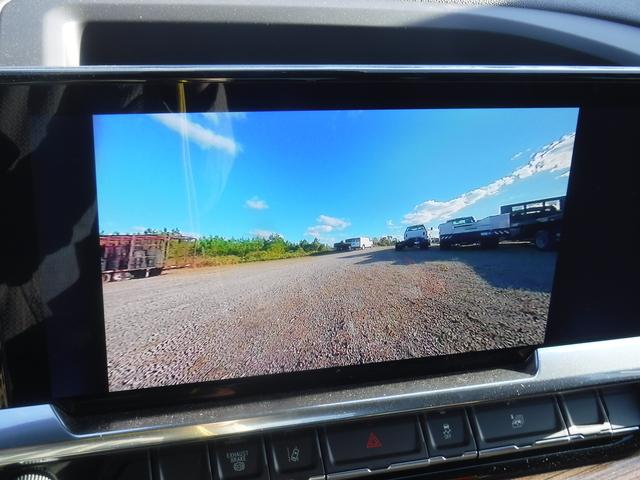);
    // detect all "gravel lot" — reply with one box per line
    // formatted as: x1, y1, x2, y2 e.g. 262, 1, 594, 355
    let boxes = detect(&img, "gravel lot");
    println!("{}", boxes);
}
103, 244, 556, 391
